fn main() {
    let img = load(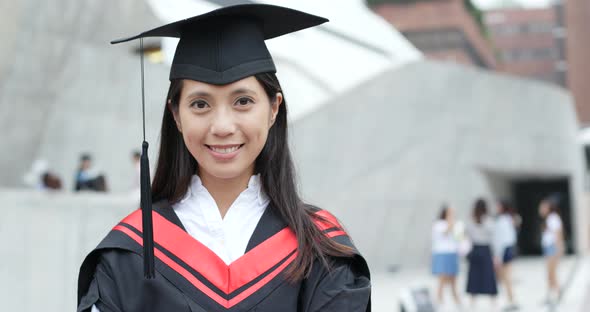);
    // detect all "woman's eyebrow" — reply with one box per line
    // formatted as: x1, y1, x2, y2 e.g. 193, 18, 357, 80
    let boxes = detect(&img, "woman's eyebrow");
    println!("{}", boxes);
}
230, 88, 256, 96
184, 90, 212, 99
